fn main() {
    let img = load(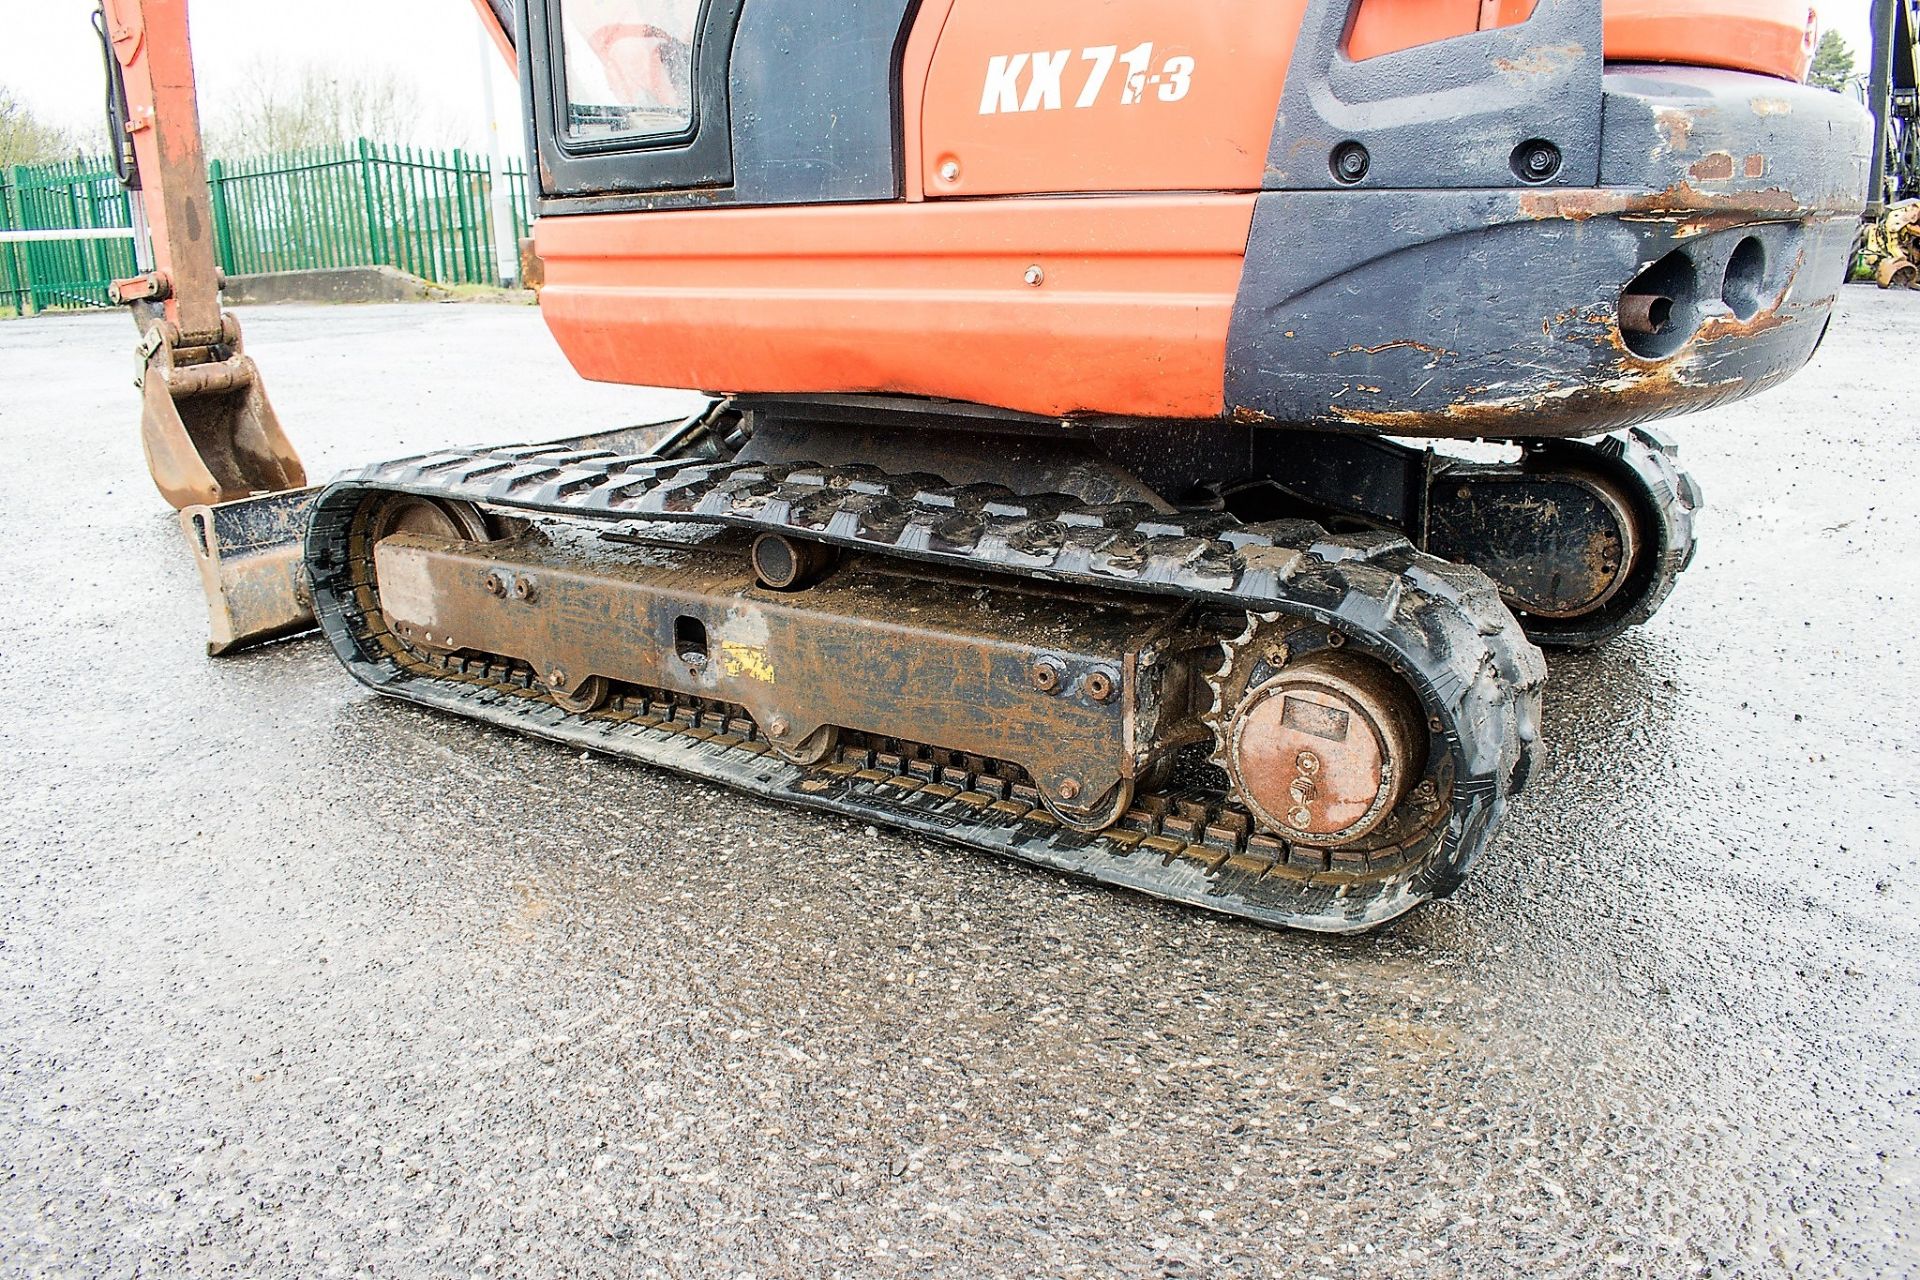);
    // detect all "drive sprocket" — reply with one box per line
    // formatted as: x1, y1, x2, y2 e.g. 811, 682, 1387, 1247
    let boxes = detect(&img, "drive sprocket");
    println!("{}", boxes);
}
1205, 612, 1447, 868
